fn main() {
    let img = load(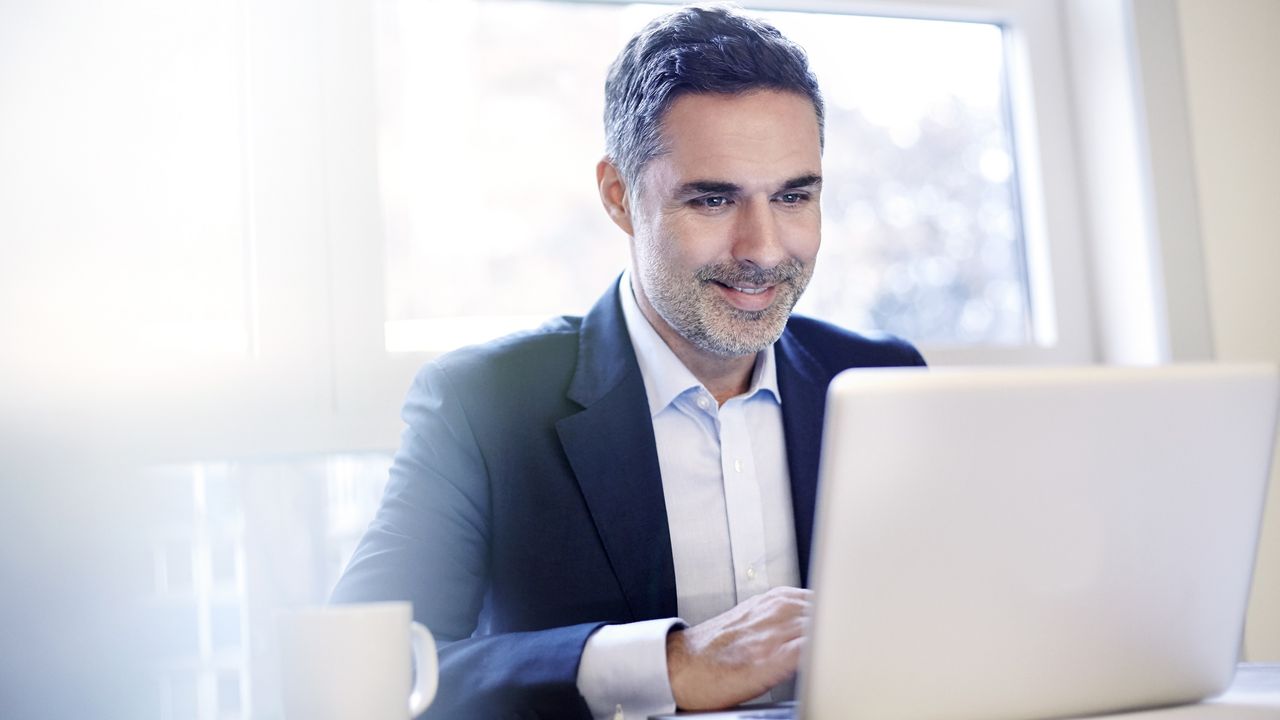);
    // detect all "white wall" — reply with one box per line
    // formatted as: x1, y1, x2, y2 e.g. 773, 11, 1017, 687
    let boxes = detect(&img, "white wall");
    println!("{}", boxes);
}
1064, 0, 1278, 657
1172, 0, 1280, 660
